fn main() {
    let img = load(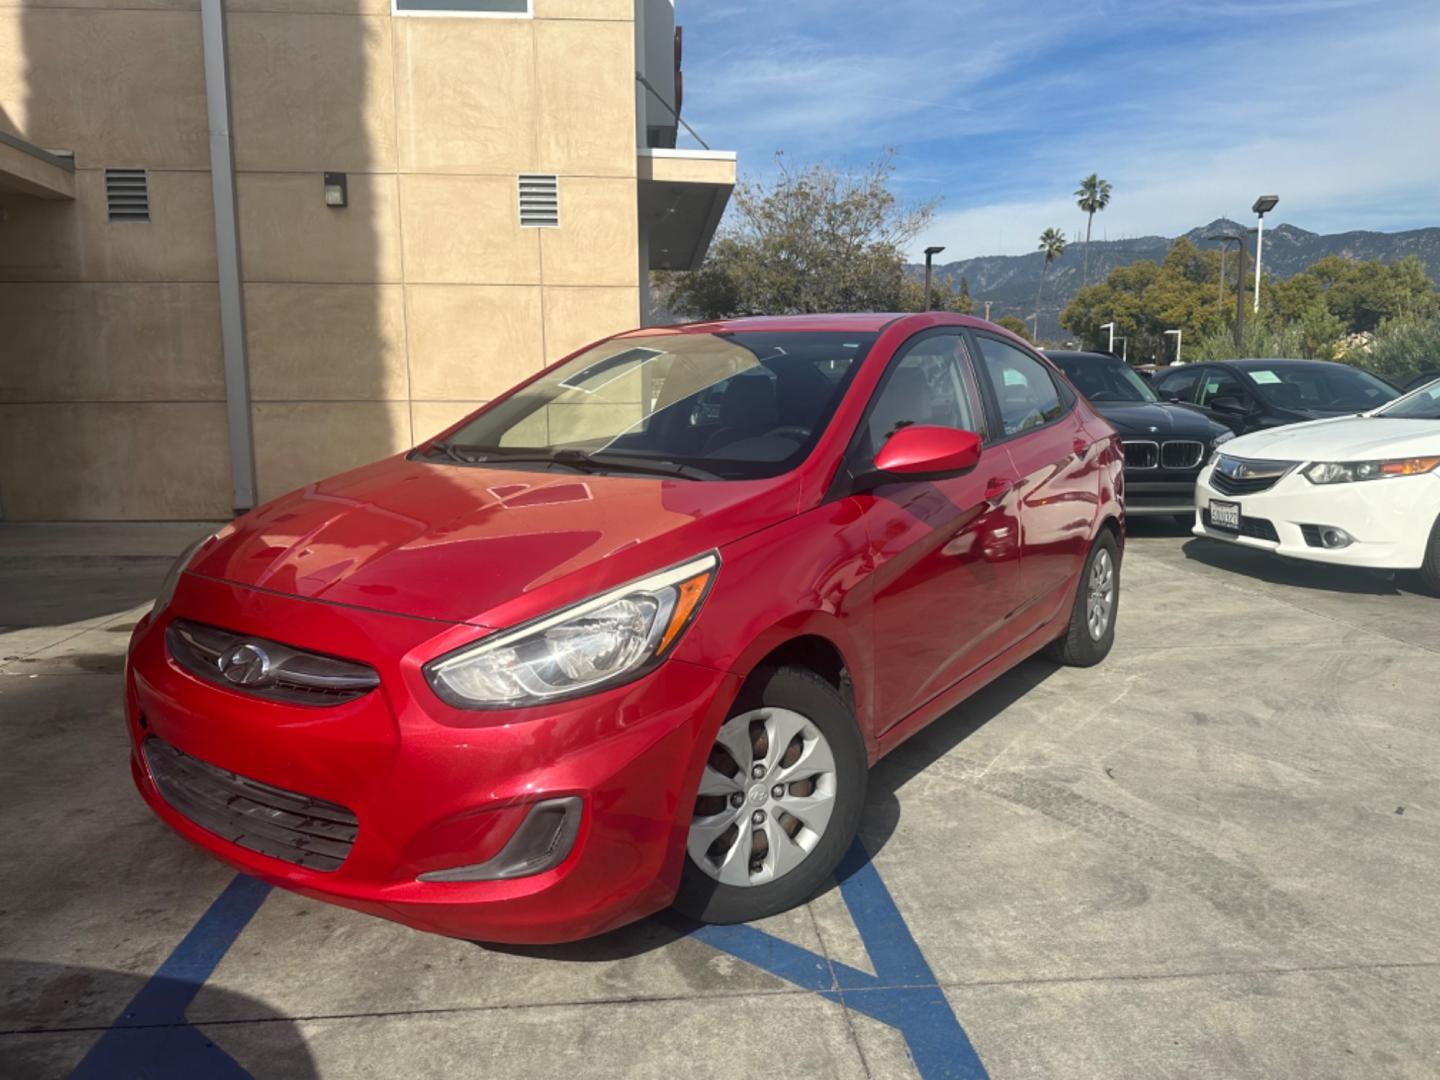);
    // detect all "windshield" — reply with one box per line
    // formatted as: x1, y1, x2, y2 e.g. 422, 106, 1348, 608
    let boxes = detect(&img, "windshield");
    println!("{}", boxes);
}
428, 331, 877, 480
1053, 357, 1157, 403
1377, 378, 1440, 420
1241, 363, 1396, 412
